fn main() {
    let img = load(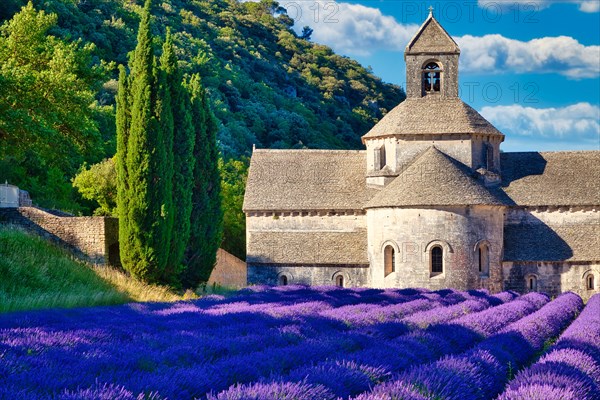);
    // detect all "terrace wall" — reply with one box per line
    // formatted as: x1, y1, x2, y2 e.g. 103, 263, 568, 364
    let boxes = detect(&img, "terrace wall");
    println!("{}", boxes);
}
1, 207, 246, 287
0, 207, 119, 266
